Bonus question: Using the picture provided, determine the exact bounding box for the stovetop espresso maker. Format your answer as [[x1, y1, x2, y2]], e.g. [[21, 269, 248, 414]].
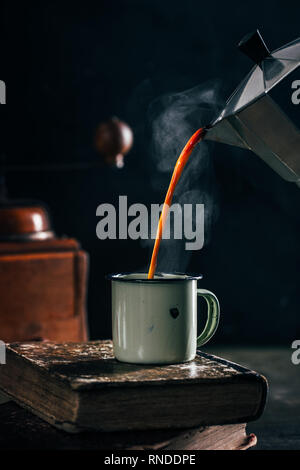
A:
[[205, 30, 300, 186]]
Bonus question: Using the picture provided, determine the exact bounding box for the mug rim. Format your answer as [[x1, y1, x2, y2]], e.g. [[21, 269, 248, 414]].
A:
[[106, 272, 203, 283]]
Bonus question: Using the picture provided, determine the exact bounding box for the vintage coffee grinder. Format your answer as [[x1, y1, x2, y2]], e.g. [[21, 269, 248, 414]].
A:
[[205, 30, 300, 186], [0, 117, 133, 342]]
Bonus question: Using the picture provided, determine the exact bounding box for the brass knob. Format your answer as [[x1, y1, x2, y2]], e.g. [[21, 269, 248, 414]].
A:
[[0, 202, 54, 241], [94, 117, 134, 168]]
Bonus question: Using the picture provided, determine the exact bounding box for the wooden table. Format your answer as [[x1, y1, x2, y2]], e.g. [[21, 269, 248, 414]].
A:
[[0, 347, 299, 450], [206, 346, 300, 450]]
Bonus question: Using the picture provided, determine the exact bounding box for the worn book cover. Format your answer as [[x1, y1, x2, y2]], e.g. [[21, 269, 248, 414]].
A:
[[0, 340, 268, 433], [0, 401, 257, 450]]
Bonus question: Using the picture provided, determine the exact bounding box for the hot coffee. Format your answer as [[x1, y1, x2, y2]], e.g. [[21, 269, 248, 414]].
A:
[[148, 127, 206, 278]]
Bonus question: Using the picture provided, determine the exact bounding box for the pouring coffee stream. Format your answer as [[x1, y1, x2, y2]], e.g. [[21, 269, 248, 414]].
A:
[[148, 29, 300, 278], [148, 127, 206, 279]]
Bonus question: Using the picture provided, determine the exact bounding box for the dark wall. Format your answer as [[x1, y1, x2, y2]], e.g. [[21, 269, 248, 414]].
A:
[[1, 0, 300, 343]]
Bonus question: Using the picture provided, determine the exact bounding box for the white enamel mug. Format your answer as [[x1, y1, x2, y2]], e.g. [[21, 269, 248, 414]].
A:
[[107, 273, 220, 364]]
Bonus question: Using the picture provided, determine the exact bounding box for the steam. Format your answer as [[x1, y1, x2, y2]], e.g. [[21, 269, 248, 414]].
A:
[[144, 81, 221, 274]]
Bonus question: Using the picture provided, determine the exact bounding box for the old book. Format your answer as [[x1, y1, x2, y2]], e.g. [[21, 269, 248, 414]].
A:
[[0, 391, 10, 405], [0, 402, 256, 450], [0, 341, 268, 433]]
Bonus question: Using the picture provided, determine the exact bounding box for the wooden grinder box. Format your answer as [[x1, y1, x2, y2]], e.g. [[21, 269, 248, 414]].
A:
[[0, 238, 88, 342]]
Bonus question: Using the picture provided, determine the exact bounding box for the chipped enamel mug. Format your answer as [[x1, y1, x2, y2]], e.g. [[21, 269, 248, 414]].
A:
[[106, 273, 220, 364]]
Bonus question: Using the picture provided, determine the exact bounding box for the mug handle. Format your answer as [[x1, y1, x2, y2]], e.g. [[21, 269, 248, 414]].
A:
[[196, 289, 220, 347]]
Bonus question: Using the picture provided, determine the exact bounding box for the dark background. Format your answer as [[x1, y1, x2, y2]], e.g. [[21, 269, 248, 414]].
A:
[[1, 0, 300, 344]]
